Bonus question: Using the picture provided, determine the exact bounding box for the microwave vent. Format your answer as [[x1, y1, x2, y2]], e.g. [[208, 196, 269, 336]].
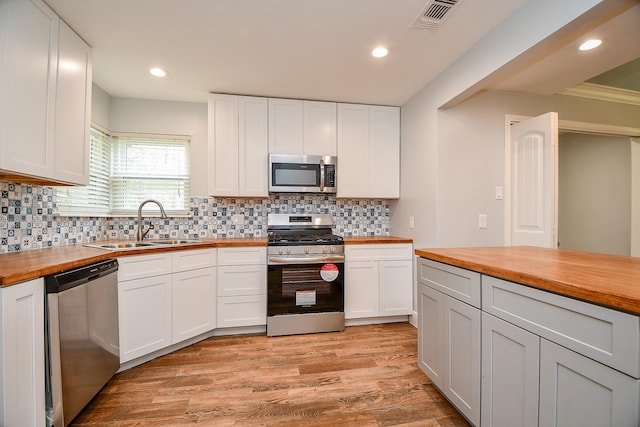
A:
[[411, 0, 462, 30]]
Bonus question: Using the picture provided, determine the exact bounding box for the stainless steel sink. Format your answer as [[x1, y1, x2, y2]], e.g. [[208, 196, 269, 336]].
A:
[[148, 239, 203, 245], [86, 242, 157, 250], [85, 239, 203, 250]]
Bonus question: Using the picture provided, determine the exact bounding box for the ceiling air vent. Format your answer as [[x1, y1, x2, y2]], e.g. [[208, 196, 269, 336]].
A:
[[411, 0, 463, 30]]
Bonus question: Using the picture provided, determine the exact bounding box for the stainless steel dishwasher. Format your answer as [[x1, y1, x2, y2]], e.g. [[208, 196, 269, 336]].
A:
[[44, 259, 120, 427]]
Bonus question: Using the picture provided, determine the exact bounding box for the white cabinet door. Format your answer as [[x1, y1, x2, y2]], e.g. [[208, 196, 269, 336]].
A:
[[378, 260, 412, 316], [344, 260, 378, 319], [218, 295, 267, 328], [0, 278, 45, 427], [0, 0, 57, 179], [418, 283, 444, 390], [539, 338, 640, 427], [238, 96, 268, 196], [53, 21, 92, 185], [208, 94, 239, 196], [337, 103, 369, 198], [303, 101, 337, 156], [337, 103, 400, 198], [444, 294, 481, 426], [369, 106, 400, 198], [268, 98, 303, 154], [118, 275, 172, 363], [172, 267, 216, 343], [482, 312, 539, 427]]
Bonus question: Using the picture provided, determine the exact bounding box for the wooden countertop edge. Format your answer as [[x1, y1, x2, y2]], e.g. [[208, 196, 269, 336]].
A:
[[0, 236, 412, 287], [415, 248, 640, 315], [343, 236, 413, 244]]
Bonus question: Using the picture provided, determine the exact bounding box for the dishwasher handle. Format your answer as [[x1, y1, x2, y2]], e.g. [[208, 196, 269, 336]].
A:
[[45, 259, 119, 294]]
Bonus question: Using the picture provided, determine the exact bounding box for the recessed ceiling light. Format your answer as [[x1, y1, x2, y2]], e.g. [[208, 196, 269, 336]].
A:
[[149, 67, 167, 77], [372, 47, 389, 58], [579, 39, 602, 51]]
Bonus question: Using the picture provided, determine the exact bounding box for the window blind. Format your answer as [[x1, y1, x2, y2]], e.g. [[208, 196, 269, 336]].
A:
[[110, 134, 190, 216], [56, 127, 111, 216]]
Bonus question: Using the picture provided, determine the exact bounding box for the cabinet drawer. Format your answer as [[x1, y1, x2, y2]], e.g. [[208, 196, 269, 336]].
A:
[[345, 244, 412, 261], [218, 265, 267, 296], [217, 295, 267, 328], [417, 258, 481, 308], [483, 275, 640, 378], [172, 249, 217, 272], [117, 253, 172, 282], [217, 246, 266, 265]]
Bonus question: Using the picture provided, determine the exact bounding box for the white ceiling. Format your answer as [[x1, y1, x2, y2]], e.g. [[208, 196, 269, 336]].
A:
[[45, 0, 528, 106], [44, 0, 640, 106]]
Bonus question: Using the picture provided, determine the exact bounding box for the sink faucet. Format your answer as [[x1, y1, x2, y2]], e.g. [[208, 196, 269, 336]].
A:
[[136, 199, 168, 241]]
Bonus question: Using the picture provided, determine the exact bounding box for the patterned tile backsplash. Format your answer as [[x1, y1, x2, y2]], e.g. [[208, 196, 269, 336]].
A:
[[0, 182, 390, 253]]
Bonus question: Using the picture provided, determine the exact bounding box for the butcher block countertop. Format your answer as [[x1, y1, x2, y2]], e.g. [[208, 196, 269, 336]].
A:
[[0, 238, 267, 287], [415, 246, 640, 315], [0, 235, 412, 288]]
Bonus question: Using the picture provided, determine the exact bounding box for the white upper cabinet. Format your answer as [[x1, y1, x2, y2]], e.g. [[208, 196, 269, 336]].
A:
[[337, 103, 400, 199], [53, 21, 92, 185], [208, 94, 268, 197], [0, 0, 91, 185], [268, 98, 337, 156]]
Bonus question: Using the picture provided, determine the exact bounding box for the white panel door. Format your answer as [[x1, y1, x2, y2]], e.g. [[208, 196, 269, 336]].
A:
[[509, 112, 558, 248], [378, 260, 412, 316], [444, 295, 481, 426], [268, 98, 303, 154], [418, 283, 444, 390], [539, 338, 640, 427], [208, 94, 239, 196], [238, 96, 268, 196], [482, 312, 539, 427], [337, 103, 369, 198], [172, 267, 216, 343], [303, 101, 337, 156], [344, 260, 378, 319], [369, 106, 400, 198], [53, 21, 92, 185], [0, 0, 58, 178]]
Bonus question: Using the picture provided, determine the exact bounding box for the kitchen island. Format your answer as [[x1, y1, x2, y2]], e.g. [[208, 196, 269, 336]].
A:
[[415, 246, 640, 427]]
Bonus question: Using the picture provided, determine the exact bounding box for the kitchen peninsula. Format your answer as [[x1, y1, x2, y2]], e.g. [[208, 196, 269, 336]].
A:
[[416, 246, 640, 427]]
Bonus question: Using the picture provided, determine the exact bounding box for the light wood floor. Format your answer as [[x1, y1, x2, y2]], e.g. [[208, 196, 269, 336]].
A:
[[73, 322, 469, 426]]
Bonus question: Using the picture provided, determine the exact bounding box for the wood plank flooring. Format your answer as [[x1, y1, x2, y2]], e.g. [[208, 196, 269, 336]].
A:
[[72, 322, 470, 426]]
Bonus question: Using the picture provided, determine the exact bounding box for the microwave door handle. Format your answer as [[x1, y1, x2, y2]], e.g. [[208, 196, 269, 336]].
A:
[[320, 159, 325, 192]]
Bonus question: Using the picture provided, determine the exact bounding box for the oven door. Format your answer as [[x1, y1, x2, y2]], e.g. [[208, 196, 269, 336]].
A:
[[267, 261, 344, 316]]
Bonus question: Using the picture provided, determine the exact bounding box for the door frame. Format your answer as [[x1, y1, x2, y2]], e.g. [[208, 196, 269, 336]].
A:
[[504, 115, 640, 251]]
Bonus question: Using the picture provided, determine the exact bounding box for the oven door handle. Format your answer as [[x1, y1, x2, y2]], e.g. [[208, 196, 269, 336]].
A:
[[268, 255, 345, 265]]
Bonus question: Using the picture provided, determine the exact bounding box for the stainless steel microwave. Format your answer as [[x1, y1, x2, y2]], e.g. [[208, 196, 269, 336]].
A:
[[269, 154, 337, 193]]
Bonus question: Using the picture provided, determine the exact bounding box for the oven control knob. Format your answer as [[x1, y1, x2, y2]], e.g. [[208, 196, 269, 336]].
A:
[[278, 248, 283, 255], [304, 247, 310, 254], [286, 248, 291, 255], [330, 246, 335, 253], [322, 247, 329, 254]]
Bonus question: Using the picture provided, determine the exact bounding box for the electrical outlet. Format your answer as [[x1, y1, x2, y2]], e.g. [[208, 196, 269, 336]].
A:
[[478, 214, 487, 229], [409, 216, 415, 229], [232, 214, 245, 225]]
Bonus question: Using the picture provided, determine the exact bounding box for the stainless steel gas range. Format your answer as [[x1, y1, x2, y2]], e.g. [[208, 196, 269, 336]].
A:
[[266, 213, 345, 336]]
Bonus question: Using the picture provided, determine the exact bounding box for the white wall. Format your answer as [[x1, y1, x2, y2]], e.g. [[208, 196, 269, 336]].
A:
[[392, 0, 633, 250], [559, 133, 631, 256], [90, 83, 111, 129], [109, 97, 209, 196]]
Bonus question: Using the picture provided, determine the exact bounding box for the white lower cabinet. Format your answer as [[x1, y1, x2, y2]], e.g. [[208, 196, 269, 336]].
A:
[[481, 312, 539, 427], [0, 278, 45, 427], [118, 249, 217, 363], [419, 257, 640, 427], [118, 274, 173, 363], [345, 244, 412, 320], [216, 246, 267, 328], [539, 338, 640, 427], [417, 280, 481, 426]]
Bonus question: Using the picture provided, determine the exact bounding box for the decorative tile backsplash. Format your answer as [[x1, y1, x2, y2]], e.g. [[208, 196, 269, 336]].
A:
[[0, 182, 389, 253]]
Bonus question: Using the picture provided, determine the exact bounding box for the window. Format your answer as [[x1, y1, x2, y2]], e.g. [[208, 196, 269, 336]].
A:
[[56, 126, 111, 216], [110, 134, 190, 216], [56, 128, 190, 217]]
